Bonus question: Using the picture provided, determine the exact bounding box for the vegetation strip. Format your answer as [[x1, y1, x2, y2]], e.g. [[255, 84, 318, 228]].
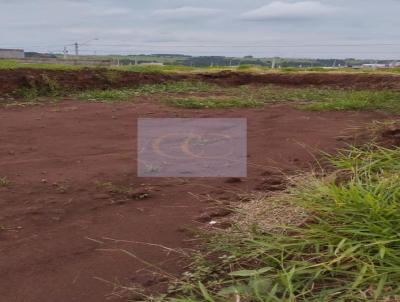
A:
[[3, 76, 400, 113], [163, 97, 264, 109], [256, 86, 400, 112], [156, 145, 400, 302], [76, 81, 218, 101], [2, 59, 400, 74]]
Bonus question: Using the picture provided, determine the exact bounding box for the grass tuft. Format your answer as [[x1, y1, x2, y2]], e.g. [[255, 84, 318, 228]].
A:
[[0, 177, 11, 187], [162, 145, 400, 301]]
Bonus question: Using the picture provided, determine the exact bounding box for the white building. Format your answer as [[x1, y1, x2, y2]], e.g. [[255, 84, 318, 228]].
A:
[[139, 62, 164, 66], [361, 63, 387, 69]]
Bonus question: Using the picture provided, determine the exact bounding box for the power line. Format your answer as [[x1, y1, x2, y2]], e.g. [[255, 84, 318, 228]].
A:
[[3, 42, 400, 49], [90, 43, 400, 48], [75, 49, 400, 54]]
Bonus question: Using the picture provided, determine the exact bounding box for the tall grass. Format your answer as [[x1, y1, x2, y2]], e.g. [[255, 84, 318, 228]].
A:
[[164, 145, 400, 302]]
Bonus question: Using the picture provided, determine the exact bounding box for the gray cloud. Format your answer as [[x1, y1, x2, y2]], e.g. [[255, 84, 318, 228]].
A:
[[0, 0, 399, 59], [241, 1, 340, 21], [86, 7, 132, 16], [152, 6, 221, 19]]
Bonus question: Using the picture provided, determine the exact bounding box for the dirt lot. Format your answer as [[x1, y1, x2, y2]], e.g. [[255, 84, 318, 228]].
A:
[[0, 89, 392, 302]]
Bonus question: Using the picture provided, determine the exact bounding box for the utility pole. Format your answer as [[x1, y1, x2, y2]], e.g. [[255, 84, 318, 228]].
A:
[[271, 57, 276, 69], [74, 42, 79, 56], [63, 46, 68, 59], [72, 38, 98, 57]]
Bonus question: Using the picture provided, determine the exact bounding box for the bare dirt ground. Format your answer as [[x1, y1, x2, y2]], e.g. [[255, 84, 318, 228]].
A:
[[0, 94, 392, 302]]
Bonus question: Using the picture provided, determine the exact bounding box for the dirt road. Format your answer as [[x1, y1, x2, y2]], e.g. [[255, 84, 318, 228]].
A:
[[0, 99, 389, 301]]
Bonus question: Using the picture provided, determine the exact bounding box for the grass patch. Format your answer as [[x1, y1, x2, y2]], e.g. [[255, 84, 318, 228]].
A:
[[0, 59, 86, 70], [77, 81, 218, 102], [301, 90, 400, 112], [163, 97, 264, 109], [254, 86, 400, 112], [114, 64, 195, 73], [135, 81, 217, 94], [2, 59, 400, 74], [77, 89, 135, 102], [160, 145, 400, 302], [3, 79, 218, 104]]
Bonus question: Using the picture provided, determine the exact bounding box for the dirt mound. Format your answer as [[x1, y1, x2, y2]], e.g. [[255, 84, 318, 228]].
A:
[[380, 124, 400, 147], [1, 69, 400, 96], [0, 68, 185, 95], [344, 120, 400, 148], [195, 71, 400, 90]]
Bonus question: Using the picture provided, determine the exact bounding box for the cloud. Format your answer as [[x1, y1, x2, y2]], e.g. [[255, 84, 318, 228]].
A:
[[241, 1, 340, 21], [86, 7, 131, 16], [152, 6, 221, 19]]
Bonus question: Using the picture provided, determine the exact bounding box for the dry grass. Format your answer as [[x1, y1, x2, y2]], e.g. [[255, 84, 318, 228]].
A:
[[231, 193, 307, 234], [0, 176, 11, 187]]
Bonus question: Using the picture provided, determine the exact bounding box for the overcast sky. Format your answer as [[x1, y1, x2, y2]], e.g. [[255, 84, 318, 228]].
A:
[[1, 0, 399, 59]]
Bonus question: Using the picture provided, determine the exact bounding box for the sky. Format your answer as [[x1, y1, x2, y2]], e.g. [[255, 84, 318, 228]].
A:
[[1, 0, 400, 59]]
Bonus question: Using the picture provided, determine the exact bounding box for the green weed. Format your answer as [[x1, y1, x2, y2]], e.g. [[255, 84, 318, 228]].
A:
[[163, 97, 264, 108], [12, 73, 63, 100], [13, 87, 39, 100], [77, 89, 136, 102], [163, 145, 400, 301], [133, 81, 217, 94]]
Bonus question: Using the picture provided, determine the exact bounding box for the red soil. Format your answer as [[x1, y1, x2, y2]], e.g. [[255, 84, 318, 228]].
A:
[[0, 98, 391, 302]]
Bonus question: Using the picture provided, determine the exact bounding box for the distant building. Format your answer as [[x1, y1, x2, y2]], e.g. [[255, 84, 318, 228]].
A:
[[361, 63, 387, 69], [138, 62, 164, 66], [0, 48, 25, 59]]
